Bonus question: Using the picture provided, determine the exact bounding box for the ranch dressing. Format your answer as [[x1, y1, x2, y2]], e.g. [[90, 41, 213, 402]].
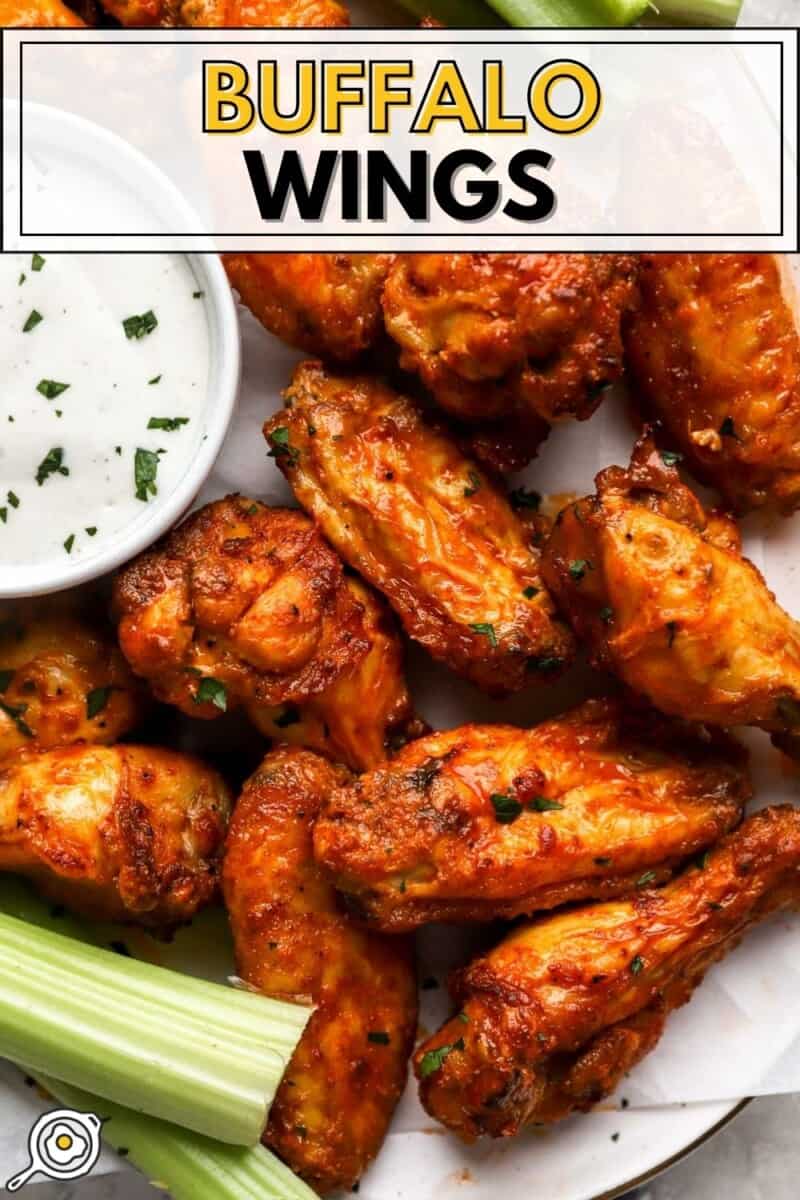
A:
[[0, 252, 209, 571]]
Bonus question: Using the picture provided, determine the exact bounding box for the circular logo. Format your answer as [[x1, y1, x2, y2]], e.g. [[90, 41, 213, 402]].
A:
[[5, 1109, 103, 1191]]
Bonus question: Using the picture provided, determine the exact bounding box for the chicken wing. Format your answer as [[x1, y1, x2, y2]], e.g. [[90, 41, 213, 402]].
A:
[[415, 805, 800, 1140], [223, 747, 417, 1195], [246, 577, 424, 771], [224, 254, 393, 361], [624, 254, 800, 514], [0, 0, 83, 22], [0, 601, 146, 761], [112, 496, 371, 719], [542, 432, 800, 733], [314, 698, 749, 931], [267, 361, 575, 696], [0, 743, 230, 926], [3, 0, 346, 26]]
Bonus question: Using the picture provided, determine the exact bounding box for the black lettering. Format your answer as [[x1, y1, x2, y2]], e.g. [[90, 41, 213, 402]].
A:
[[242, 149, 338, 221], [433, 150, 498, 222], [503, 150, 556, 222], [366, 150, 428, 220]]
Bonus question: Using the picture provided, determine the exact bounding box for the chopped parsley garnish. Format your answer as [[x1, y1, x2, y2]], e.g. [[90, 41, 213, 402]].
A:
[[35, 447, 69, 486], [123, 310, 158, 340], [63, 534, 75, 553], [463, 470, 481, 497], [192, 290, 204, 299], [630, 955, 644, 975], [697, 850, 711, 870], [23, 310, 43, 333], [660, 450, 683, 467], [509, 487, 541, 511], [719, 416, 739, 439], [134, 448, 160, 502], [36, 380, 70, 400], [0, 699, 33, 737], [194, 677, 228, 712], [85, 526, 97, 536], [522, 586, 539, 599], [148, 375, 162, 385], [7, 492, 19, 509], [527, 655, 564, 673], [0, 509, 6, 524], [274, 704, 301, 728], [470, 622, 498, 648], [267, 426, 300, 467], [0, 670, 14, 692], [490, 793, 523, 824], [18, 273, 25, 286], [367, 1031, 390, 1045], [569, 559, 592, 581], [418, 1039, 465, 1079], [528, 796, 565, 813], [31, 252, 45, 272], [147, 417, 189, 432], [636, 870, 657, 888], [86, 686, 113, 719]]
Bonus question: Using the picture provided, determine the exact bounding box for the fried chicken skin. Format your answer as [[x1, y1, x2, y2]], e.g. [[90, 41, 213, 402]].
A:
[[112, 496, 371, 719], [314, 698, 749, 932], [542, 433, 800, 734], [382, 253, 638, 434], [224, 254, 393, 361], [247, 578, 424, 771], [0, 744, 230, 926], [625, 254, 800, 514], [87, 0, 347, 25], [416, 805, 800, 1140], [0, 0, 83, 22], [268, 362, 575, 696], [223, 747, 417, 1194], [0, 602, 146, 761]]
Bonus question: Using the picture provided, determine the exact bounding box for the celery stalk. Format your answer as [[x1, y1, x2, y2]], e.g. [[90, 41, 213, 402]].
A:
[[0, 885, 310, 1147], [642, 0, 743, 23], [28, 1073, 319, 1200], [392, 0, 503, 24], [484, 0, 648, 26]]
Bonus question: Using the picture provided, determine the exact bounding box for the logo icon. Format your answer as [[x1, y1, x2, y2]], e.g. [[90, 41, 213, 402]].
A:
[[5, 1108, 103, 1191]]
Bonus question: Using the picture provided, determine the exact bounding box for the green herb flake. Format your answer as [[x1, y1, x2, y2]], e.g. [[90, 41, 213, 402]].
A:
[[194, 677, 228, 712], [123, 310, 158, 340], [418, 1038, 465, 1079], [490, 793, 523, 824], [367, 1031, 390, 1045], [457, 1012, 469, 1024], [36, 380, 70, 401], [86, 686, 113, 719], [23, 310, 43, 333], [528, 796, 565, 813], [267, 426, 300, 467], [85, 526, 98, 537], [35, 447, 69, 486], [569, 559, 592, 582], [0, 509, 6, 525], [470, 622, 498, 648], [31, 252, 45, 272], [18, 273, 26, 286], [192, 290, 204, 299], [463, 470, 482, 498], [0, 699, 33, 738], [134, 448, 160, 502], [630, 955, 644, 975], [636, 870, 657, 888], [63, 534, 75, 554], [522, 586, 539, 599], [7, 492, 19, 509], [148, 375, 162, 385], [147, 417, 189, 432], [0, 670, 14, 692], [527, 656, 564, 673], [509, 487, 541, 511], [660, 450, 683, 468], [697, 850, 710, 870]]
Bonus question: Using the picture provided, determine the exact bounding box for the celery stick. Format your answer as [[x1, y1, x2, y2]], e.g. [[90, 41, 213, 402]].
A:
[[642, 0, 742, 23], [485, 0, 648, 26], [392, 0, 503, 24], [0, 886, 310, 1147], [28, 1073, 319, 1200]]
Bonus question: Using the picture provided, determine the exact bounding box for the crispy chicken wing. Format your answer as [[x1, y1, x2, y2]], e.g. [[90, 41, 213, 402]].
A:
[[112, 496, 371, 719], [0, 601, 146, 761], [0, 0, 83, 22], [223, 747, 417, 1194], [314, 698, 749, 931], [542, 433, 800, 734], [247, 577, 424, 771], [415, 805, 800, 1140], [224, 254, 393, 361], [624, 254, 800, 514], [382, 252, 638, 430], [267, 361, 575, 696], [3, 0, 346, 26], [0, 744, 230, 926]]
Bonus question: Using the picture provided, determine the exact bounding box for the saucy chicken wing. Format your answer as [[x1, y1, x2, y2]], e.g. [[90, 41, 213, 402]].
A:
[[542, 433, 800, 734], [112, 496, 371, 719], [0, 601, 146, 761], [624, 254, 800, 514], [223, 747, 417, 1195], [3, 0, 346, 26], [0, 0, 83, 22], [0, 743, 230, 926], [267, 361, 575, 696], [416, 805, 800, 1140], [314, 698, 749, 931], [247, 577, 424, 771], [224, 254, 393, 361]]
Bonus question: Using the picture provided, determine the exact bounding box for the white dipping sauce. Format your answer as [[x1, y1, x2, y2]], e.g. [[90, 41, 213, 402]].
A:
[[0, 253, 209, 570]]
